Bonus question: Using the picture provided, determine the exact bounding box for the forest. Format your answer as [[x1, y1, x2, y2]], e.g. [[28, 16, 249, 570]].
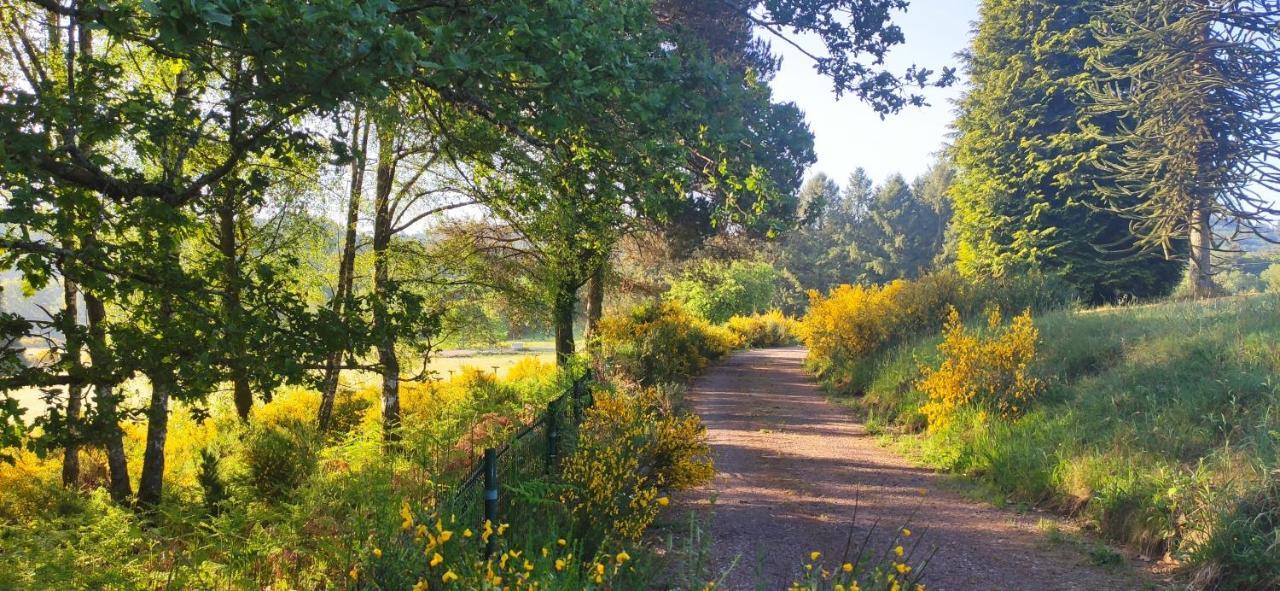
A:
[[1, 0, 1278, 590]]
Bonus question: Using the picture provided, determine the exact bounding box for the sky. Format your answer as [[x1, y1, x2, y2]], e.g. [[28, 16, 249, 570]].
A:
[[766, 0, 980, 189]]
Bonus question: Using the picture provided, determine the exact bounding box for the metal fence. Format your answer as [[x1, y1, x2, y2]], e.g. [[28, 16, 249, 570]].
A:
[[447, 370, 594, 556]]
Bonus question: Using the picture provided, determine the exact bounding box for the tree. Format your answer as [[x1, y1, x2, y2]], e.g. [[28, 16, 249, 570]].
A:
[[950, 0, 1186, 303], [666, 259, 780, 323], [1090, 0, 1280, 298], [0, 0, 419, 506], [912, 155, 957, 268]]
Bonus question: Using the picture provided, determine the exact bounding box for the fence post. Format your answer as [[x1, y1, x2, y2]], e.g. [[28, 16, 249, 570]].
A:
[[571, 378, 583, 425], [545, 398, 560, 474], [483, 447, 498, 559]]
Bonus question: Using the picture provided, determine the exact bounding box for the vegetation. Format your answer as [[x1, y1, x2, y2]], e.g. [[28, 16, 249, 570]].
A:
[[2, 0, 1279, 587], [810, 293, 1280, 589], [950, 0, 1186, 303]]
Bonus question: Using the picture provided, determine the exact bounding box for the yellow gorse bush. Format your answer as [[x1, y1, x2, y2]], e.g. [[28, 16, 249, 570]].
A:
[[560, 385, 713, 544], [595, 302, 738, 384], [725, 309, 801, 347], [918, 307, 1043, 432]]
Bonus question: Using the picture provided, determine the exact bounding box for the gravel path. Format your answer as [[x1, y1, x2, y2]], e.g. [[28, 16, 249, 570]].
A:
[[678, 347, 1165, 591]]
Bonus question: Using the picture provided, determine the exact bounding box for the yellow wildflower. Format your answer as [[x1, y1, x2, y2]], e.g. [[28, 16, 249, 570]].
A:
[[616, 550, 630, 563], [463, 528, 473, 538], [412, 581, 427, 591], [657, 496, 669, 506], [442, 570, 458, 583], [842, 562, 853, 573], [400, 500, 413, 530], [902, 528, 912, 537], [438, 530, 453, 543], [372, 547, 382, 558], [557, 538, 567, 547], [349, 565, 359, 580], [430, 553, 444, 567], [555, 559, 566, 572], [893, 545, 904, 557], [810, 551, 821, 561]]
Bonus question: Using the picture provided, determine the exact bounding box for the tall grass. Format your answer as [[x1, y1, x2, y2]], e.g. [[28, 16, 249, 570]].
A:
[[838, 294, 1280, 589]]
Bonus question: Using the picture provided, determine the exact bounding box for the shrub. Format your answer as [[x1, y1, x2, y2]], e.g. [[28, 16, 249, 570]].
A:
[[725, 309, 800, 347], [666, 259, 780, 323], [561, 383, 713, 547], [918, 307, 1043, 432], [240, 419, 319, 502], [197, 448, 228, 515], [595, 302, 738, 384], [801, 271, 1069, 391]]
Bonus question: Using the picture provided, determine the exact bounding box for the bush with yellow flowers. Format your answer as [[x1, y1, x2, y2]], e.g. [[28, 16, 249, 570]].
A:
[[725, 309, 802, 348], [594, 302, 739, 385], [917, 307, 1043, 433], [801, 271, 1069, 395], [788, 526, 930, 591], [560, 383, 713, 549]]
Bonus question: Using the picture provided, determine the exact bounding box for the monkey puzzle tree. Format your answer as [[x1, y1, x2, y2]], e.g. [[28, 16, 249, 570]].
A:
[[1090, 0, 1280, 298]]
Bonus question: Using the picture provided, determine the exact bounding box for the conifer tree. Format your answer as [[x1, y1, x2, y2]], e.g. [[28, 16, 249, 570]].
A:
[[950, 0, 1185, 303], [1090, 0, 1280, 298]]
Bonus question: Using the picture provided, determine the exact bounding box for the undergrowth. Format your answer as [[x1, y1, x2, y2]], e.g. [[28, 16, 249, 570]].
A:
[[811, 293, 1280, 589]]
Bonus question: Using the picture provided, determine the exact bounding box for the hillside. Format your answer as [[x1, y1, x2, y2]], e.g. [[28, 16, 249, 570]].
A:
[[840, 294, 1280, 588]]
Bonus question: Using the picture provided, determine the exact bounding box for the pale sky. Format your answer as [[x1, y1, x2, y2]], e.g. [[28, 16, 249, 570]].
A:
[[766, 0, 980, 188]]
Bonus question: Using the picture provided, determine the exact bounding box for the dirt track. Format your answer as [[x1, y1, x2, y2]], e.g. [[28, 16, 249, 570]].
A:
[[677, 347, 1165, 591]]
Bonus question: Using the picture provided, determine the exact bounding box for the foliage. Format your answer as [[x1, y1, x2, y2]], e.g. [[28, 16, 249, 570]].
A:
[[1188, 472, 1280, 591], [666, 259, 781, 323], [949, 0, 1186, 304], [196, 448, 228, 516], [773, 163, 952, 299], [561, 384, 713, 548], [918, 307, 1044, 432], [802, 271, 1072, 394], [595, 302, 739, 385], [240, 419, 320, 503], [839, 294, 1280, 583], [1089, 0, 1280, 297], [725, 310, 801, 348]]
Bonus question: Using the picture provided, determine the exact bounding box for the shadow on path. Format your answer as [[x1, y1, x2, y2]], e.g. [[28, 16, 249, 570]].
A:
[[676, 347, 1163, 591]]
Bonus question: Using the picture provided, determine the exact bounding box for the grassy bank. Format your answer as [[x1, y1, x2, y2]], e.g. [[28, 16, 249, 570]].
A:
[[821, 294, 1280, 589]]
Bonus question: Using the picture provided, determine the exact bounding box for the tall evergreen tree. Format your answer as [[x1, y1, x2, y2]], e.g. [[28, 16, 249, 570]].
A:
[[1090, 0, 1280, 298], [950, 0, 1185, 303]]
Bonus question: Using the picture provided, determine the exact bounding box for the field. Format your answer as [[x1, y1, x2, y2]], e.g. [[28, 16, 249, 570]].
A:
[[6, 343, 555, 420], [837, 294, 1280, 587]]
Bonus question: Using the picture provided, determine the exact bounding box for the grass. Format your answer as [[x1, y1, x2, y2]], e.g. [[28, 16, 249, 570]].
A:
[[827, 293, 1280, 589]]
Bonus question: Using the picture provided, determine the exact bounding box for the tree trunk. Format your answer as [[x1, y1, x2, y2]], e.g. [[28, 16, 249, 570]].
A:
[[553, 281, 577, 366], [84, 292, 131, 502], [136, 367, 171, 508], [137, 276, 176, 508], [372, 121, 400, 445], [217, 186, 253, 421], [583, 262, 605, 351], [318, 111, 368, 431], [1187, 203, 1216, 298], [60, 261, 83, 488]]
